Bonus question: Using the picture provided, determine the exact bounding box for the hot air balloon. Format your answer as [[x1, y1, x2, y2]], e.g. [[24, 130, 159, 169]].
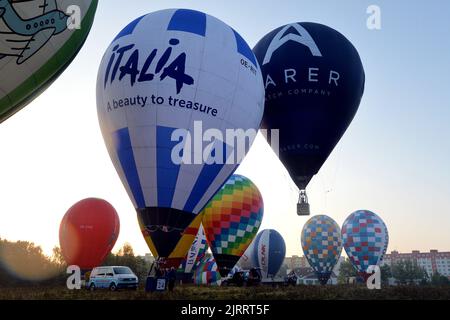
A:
[[96, 9, 264, 267], [59, 198, 120, 270], [0, 0, 98, 122], [252, 229, 286, 279], [342, 210, 389, 281], [178, 223, 208, 274], [202, 174, 264, 277], [193, 256, 221, 286], [237, 239, 256, 270], [253, 23, 365, 215], [301, 215, 342, 285]]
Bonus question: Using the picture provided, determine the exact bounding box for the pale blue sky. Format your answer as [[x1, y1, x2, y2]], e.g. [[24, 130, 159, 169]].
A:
[[0, 0, 449, 258]]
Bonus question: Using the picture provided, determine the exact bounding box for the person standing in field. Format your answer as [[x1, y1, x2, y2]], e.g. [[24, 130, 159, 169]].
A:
[[168, 267, 177, 292]]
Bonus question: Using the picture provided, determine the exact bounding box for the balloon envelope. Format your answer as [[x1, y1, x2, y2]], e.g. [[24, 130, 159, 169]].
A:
[[193, 256, 221, 286], [252, 229, 286, 279], [253, 22, 365, 189], [178, 224, 208, 274], [59, 198, 120, 270], [96, 9, 264, 267], [202, 174, 264, 277], [342, 210, 389, 280], [301, 215, 342, 285], [237, 239, 256, 270], [0, 0, 98, 122]]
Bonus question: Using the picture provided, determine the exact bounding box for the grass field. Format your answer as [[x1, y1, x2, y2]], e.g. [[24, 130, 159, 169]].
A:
[[1, 285, 450, 300]]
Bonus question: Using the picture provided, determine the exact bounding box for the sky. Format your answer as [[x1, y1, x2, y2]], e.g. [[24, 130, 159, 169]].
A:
[[0, 0, 449, 259]]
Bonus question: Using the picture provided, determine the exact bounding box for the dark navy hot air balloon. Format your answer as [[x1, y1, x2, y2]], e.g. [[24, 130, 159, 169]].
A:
[[253, 23, 365, 215]]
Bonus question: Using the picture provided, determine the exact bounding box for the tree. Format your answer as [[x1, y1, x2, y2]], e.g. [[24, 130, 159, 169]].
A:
[[431, 272, 450, 286], [0, 239, 65, 286], [380, 264, 392, 285], [391, 260, 428, 285], [51, 246, 66, 267], [337, 259, 358, 284]]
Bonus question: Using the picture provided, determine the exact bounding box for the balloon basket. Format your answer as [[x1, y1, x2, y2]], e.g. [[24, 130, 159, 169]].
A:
[[297, 190, 310, 216]]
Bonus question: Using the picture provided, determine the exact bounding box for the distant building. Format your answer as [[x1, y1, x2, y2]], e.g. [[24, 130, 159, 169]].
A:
[[284, 255, 309, 270], [382, 250, 450, 277]]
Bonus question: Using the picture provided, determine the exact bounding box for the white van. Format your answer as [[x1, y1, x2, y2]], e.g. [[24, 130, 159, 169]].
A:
[[87, 266, 138, 291]]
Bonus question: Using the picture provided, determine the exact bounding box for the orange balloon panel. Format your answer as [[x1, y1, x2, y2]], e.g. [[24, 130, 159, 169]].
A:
[[59, 198, 120, 270]]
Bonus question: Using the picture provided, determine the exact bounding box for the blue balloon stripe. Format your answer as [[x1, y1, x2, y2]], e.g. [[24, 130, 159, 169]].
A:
[[113, 15, 146, 42], [232, 28, 257, 68], [183, 163, 226, 213], [167, 9, 206, 37], [156, 126, 182, 207], [113, 128, 146, 209], [183, 142, 235, 213]]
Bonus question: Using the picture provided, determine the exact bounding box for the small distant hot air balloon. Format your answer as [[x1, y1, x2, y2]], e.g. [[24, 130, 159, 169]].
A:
[[253, 22, 365, 215], [202, 174, 264, 277], [193, 256, 221, 286], [0, 0, 98, 122], [59, 198, 120, 270], [342, 210, 389, 281], [97, 9, 264, 267], [301, 215, 342, 285], [252, 229, 286, 279]]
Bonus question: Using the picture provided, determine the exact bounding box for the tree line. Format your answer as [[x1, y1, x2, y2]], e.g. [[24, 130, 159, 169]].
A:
[[0, 238, 152, 287], [337, 258, 450, 286], [2, 237, 450, 287]]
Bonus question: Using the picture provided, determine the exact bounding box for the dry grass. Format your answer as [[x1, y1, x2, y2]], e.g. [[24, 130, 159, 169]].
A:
[[1, 284, 450, 300]]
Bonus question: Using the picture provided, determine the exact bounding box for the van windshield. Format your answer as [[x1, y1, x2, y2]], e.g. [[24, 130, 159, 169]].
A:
[[113, 267, 132, 275]]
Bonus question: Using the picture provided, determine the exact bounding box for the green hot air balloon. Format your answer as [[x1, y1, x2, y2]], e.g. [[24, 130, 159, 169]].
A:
[[0, 0, 98, 122]]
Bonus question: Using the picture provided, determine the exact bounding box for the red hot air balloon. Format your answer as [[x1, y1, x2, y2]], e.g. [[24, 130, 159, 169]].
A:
[[59, 198, 120, 270]]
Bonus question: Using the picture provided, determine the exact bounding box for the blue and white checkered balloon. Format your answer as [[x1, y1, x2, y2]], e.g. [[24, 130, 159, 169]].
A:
[[301, 215, 343, 285]]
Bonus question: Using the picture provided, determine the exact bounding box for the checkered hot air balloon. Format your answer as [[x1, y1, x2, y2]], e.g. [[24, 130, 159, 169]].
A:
[[193, 256, 221, 286], [202, 174, 264, 277], [301, 215, 343, 285], [342, 210, 389, 281]]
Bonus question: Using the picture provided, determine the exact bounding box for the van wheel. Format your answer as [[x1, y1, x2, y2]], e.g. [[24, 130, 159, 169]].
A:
[[109, 283, 117, 291], [89, 283, 95, 291]]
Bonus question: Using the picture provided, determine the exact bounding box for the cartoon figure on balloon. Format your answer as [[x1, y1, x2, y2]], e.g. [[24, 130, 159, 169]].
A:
[[0, 0, 98, 123], [0, 0, 72, 64]]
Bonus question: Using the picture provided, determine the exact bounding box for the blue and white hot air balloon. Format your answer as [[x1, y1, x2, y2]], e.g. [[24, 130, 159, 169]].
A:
[[96, 9, 265, 267], [252, 229, 286, 279]]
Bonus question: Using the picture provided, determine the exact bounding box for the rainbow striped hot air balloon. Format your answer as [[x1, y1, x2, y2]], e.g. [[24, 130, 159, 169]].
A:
[[202, 174, 264, 277], [301, 215, 343, 285], [193, 256, 221, 286], [342, 210, 389, 281]]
